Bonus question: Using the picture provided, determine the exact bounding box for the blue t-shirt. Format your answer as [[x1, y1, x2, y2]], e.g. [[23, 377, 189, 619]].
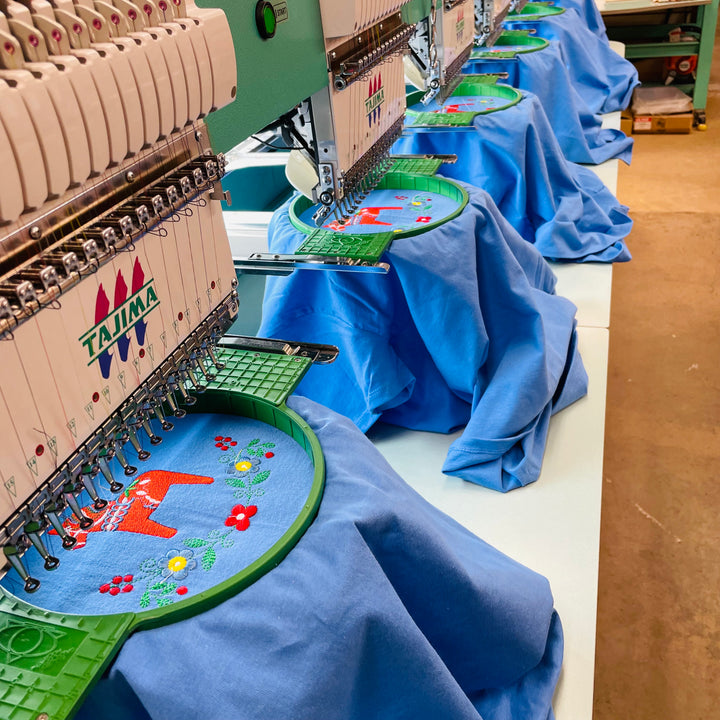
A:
[[396, 93, 632, 263], [464, 40, 633, 165], [77, 395, 564, 720], [259, 185, 589, 492], [504, 8, 639, 114]]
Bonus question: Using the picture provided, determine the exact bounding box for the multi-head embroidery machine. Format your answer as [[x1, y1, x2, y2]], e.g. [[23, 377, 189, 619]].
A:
[[474, 0, 529, 46], [0, 1, 480, 718]]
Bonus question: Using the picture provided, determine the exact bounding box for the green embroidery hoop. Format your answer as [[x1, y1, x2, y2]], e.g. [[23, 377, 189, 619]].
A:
[[405, 76, 523, 127], [288, 171, 469, 263], [470, 30, 550, 59], [506, 2, 566, 19], [0, 348, 325, 720]]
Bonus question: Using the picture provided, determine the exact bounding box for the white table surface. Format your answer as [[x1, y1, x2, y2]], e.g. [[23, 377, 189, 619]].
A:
[[367, 61, 625, 717], [369, 325, 609, 720]]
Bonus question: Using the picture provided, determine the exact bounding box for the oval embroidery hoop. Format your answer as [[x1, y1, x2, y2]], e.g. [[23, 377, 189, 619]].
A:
[[289, 171, 470, 241], [0, 351, 325, 717]]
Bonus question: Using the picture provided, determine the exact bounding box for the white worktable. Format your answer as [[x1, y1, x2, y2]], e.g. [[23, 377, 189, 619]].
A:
[[369, 69, 624, 719]]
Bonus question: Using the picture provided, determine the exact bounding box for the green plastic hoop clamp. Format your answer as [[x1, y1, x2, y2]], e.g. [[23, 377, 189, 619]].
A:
[[0, 348, 325, 720]]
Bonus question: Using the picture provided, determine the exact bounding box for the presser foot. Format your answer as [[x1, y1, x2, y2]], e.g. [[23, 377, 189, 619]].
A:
[[62, 536, 78, 550], [23, 577, 40, 594], [43, 555, 60, 571]]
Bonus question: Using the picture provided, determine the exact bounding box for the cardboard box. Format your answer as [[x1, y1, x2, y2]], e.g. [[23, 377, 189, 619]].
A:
[[621, 111, 632, 136], [632, 112, 693, 134]]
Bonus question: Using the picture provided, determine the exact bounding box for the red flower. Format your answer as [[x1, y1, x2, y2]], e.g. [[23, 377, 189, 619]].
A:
[[224, 504, 257, 531]]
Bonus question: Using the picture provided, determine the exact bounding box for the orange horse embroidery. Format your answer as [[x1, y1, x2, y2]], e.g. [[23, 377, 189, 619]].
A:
[[56, 471, 214, 549]]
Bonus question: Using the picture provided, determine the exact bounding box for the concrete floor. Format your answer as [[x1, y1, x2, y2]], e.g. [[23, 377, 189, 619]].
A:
[[592, 39, 720, 720]]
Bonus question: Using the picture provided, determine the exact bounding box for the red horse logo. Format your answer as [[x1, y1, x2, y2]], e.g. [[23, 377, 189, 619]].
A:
[[55, 471, 213, 549]]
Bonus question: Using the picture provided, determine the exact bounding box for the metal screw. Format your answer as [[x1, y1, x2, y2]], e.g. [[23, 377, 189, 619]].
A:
[[194, 130, 203, 142], [125, 171, 136, 183], [29, 226, 41, 239], [36, 714, 49, 720]]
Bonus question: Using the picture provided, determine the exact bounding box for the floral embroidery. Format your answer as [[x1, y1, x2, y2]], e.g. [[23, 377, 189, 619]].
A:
[[161, 549, 197, 581], [233, 456, 259, 474], [224, 504, 258, 531], [99, 574, 134, 596], [135, 528, 236, 609], [215, 435, 239, 451], [99, 432, 280, 608], [218, 438, 276, 501]]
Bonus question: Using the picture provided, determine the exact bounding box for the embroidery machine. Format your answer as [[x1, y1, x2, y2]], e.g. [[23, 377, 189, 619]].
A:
[[0, 1, 479, 717]]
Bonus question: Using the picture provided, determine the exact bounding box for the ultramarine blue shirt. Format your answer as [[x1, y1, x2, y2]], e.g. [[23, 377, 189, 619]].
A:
[[504, 7, 639, 113], [395, 93, 632, 263], [77, 395, 564, 720], [464, 41, 633, 165], [259, 185, 589, 492]]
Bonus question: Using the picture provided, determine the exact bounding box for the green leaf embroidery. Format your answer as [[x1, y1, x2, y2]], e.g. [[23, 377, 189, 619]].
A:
[[156, 597, 174, 607], [225, 477, 247, 488], [183, 538, 210, 548], [139, 591, 151, 609], [202, 547, 217, 571], [251, 470, 270, 485], [150, 581, 167, 591], [247, 439, 259, 448]]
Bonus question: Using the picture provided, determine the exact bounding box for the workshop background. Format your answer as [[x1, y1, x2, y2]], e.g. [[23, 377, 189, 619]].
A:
[[594, 25, 720, 720]]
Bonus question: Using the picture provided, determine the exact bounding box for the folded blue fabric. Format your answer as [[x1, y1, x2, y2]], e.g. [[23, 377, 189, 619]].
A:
[[259, 185, 588, 491], [77, 395, 564, 720], [395, 93, 632, 263], [464, 41, 633, 165], [504, 8, 639, 114], [551, 0, 608, 39]]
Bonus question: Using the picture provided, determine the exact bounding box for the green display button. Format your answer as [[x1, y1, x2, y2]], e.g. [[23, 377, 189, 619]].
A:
[[256, 1, 277, 39]]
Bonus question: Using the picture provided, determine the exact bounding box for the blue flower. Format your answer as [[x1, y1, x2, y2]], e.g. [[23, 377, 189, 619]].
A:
[[161, 549, 197, 580]]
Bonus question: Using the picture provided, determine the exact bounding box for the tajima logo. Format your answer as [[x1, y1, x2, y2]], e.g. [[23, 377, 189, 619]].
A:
[[79, 258, 159, 379], [365, 73, 385, 128]]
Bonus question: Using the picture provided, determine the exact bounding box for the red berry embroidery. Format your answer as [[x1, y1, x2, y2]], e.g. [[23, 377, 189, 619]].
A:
[[101, 574, 135, 596], [176, 586, 188, 595], [265, 452, 274, 458]]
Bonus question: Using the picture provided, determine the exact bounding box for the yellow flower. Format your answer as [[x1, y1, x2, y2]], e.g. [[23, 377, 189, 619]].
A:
[[167, 556, 187, 573], [235, 460, 253, 472]]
